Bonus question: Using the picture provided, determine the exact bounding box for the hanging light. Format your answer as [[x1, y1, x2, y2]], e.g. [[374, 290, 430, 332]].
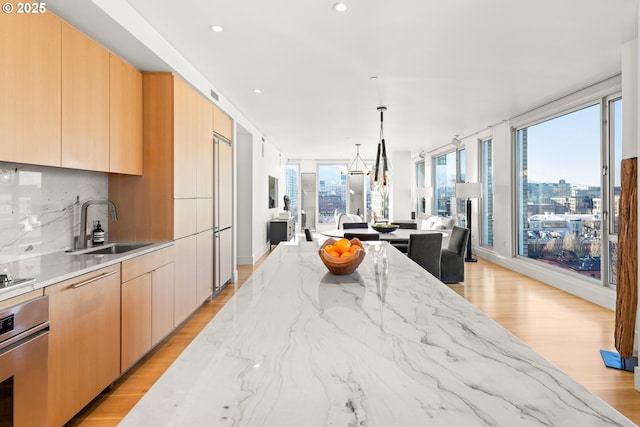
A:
[[338, 143, 370, 175], [370, 106, 391, 195]]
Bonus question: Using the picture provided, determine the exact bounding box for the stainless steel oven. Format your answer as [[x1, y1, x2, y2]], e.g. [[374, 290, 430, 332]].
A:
[[0, 296, 49, 427]]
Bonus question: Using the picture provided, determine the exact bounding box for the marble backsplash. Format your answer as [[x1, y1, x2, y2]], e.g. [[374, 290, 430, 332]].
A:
[[0, 162, 109, 263]]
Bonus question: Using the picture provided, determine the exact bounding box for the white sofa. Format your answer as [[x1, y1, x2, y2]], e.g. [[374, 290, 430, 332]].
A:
[[336, 213, 365, 229], [417, 214, 456, 230]]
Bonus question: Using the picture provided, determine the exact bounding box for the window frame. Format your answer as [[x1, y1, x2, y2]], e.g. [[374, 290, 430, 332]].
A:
[[480, 138, 493, 248], [512, 82, 622, 286]]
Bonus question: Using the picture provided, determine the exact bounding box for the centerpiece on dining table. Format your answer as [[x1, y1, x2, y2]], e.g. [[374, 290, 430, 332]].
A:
[[318, 237, 366, 275], [371, 223, 399, 233]]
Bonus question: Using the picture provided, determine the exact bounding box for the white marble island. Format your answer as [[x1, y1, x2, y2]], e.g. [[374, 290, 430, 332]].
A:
[[120, 241, 634, 426]]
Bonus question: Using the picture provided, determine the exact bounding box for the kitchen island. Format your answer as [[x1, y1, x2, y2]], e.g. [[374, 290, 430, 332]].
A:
[[120, 241, 634, 426]]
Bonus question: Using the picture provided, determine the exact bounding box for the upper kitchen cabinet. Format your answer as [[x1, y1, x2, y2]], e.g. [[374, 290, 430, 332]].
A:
[[61, 22, 110, 171], [173, 77, 198, 199], [110, 54, 143, 175], [109, 72, 212, 241], [0, 11, 61, 166], [213, 104, 233, 142], [196, 94, 214, 198]]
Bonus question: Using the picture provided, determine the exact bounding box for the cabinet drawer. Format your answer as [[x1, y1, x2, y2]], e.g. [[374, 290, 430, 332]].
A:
[[121, 245, 174, 283]]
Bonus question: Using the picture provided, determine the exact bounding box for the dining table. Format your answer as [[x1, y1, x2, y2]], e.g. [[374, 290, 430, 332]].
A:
[[119, 240, 634, 426], [322, 226, 448, 242]]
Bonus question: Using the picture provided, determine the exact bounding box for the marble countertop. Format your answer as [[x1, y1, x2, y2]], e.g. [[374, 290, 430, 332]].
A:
[[120, 241, 634, 427], [0, 241, 173, 301]]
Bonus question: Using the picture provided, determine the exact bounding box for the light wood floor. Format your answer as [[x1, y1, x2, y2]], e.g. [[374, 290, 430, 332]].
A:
[[67, 254, 640, 426]]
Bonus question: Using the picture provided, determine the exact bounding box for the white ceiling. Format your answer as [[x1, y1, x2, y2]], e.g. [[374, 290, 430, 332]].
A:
[[48, 0, 637, 161]]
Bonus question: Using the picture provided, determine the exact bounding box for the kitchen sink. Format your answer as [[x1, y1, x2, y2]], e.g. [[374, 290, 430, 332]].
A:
[[66, 242, 154, 255]]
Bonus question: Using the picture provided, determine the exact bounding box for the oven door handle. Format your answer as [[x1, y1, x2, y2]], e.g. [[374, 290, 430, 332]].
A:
[[0, 322, 49, 354]]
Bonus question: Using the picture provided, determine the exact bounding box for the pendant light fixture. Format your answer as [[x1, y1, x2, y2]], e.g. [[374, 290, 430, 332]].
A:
[[370, 106, 391, 195], [339, 143, 370, 175]]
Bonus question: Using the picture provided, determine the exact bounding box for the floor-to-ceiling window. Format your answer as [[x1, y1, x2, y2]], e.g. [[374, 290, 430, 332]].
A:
[[480, 139, 493, 247], [317, 165, 347, 224], [516, 103, 605, 281], [415, 159, 425, 213], [433, 151, 457, 217], [284, 164, 299, 223]]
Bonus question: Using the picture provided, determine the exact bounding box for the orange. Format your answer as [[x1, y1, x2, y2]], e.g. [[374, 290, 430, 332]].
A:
[[348, 245, 360, 254], [327, 250, 341, 258], [340, 251, 353, 258], [324, 245, 335, 253], [333, 238, 351, 254]]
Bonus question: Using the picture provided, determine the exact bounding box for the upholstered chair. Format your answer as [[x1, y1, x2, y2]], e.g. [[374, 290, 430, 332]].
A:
[[304, 228, 314, 241], [440, 226, 470, 283], [337, 213, 364, 229], [344, 232, 380, 241], [389, 222, 417, 253], [407, 233, 443, 278], [342, 222, 370, 229]]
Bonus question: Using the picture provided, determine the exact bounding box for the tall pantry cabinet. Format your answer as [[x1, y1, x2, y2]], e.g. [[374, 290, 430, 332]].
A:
[[213, 105, 234, 290], [109, 72, 233, 326]]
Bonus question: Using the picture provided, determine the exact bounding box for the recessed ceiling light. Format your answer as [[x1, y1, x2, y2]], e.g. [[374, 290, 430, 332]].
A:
[[369, 76, 379, 80], [210, 25, 223, 32], [333, 2, 347, 12], [253, 89, 262, 93]]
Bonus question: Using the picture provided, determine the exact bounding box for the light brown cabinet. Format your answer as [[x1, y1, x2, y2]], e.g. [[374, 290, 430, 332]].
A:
[[110, 53, 143, 175], [216, 227, 234, 291], [121, 246, 174, 372], [215, 137, 234, 231], [109, 72, 227, 325], [213, 104, 233, 142], [121, 273, 151, 370], [0, 11, 61, 166], [173, 235, 198, 326], [214, 135, 233, 290], [151, 262, 175, 345], [109, 73, 202, 242], [197, 229, 214, 302], [46, 265, 121, 427], [197, 94, 214, 198], [2, 12, 142, 174], [61, 22, 110, 171], [174, 77, 198, 199]]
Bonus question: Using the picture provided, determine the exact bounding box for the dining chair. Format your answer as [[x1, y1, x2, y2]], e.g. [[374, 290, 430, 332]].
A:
[[342, 222, 370, 229], [344, 232, 380, 241], [337, 213, 364, 229], [304, 228, 313, 242], [440, 226, 470, 283], [407, 233, 443, 278], [390, 240, 409, 253], [397, 222, 418, 229]]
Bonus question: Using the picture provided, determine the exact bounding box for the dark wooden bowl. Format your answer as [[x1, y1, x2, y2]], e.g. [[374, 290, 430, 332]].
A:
[[318, 237, 366, 275], [371, 223, 399, 233]]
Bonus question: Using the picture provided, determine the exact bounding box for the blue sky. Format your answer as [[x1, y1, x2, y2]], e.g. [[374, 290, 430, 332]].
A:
[[525, 104, 601, 187]]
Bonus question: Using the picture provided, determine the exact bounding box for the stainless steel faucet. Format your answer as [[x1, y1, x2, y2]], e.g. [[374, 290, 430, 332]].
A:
[[78, 200, 118, 249]]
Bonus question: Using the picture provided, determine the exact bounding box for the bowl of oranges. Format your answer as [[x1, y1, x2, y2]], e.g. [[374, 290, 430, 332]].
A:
[[318, 237, 366, 275]]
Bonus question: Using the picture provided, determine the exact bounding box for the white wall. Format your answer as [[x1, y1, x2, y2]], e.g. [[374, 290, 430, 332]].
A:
[[235, 133, 285, 264], [236, 125, 254, 266], [390, 151, 412, 221]]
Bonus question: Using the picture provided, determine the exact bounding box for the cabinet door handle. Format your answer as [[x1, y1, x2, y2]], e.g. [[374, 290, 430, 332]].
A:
[[71, 270, 118, 289]]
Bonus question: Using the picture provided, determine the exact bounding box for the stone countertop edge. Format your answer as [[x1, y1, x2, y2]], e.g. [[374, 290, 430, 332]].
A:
[[0, 241, 175, 302]]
